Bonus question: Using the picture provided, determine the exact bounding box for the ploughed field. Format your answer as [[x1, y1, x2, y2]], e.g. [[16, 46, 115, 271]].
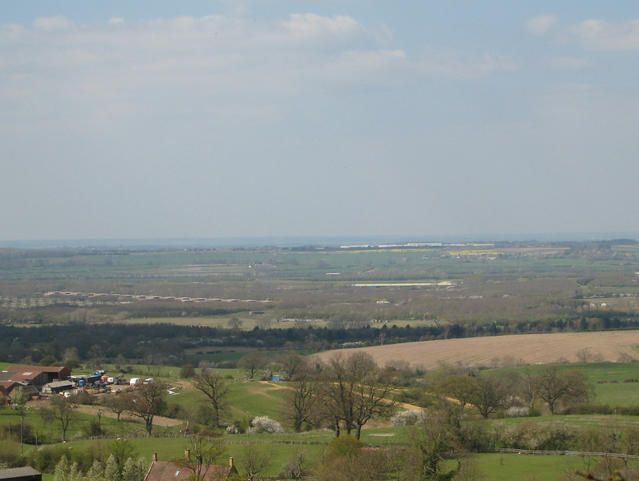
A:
[[315, 330, 639, 368]]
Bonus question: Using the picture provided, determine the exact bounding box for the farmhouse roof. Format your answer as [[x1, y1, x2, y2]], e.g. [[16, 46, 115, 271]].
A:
[[0, 467, 41, 480], [144, 460, 239, 481], [44, 381, 74, 389], [0, 380, 22, 393], [0, 366, 70, 383]]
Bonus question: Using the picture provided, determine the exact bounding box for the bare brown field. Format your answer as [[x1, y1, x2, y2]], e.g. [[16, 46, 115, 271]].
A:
[[315, 331, 639, 368]]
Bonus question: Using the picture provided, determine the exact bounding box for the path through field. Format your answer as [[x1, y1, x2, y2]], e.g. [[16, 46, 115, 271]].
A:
[[315, 330, 639, 368]]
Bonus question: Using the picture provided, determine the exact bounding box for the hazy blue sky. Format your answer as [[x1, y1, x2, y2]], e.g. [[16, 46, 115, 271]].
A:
[[1, 1, 638, 241]]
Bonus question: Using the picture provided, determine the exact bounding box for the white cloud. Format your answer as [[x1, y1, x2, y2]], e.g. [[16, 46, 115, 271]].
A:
[[282, 13, 362, 38], [0, 13, 516, 132], [108, 17, 125, 26], [526, 15, 558, 36], [572, 19, 639, 50], [33, 16, 74, 31]]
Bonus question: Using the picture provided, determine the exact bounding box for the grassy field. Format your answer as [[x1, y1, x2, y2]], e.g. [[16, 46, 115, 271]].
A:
[[0, 407, 165, 443], [488, 362, 639, 407], [48, 433, 609, 480]]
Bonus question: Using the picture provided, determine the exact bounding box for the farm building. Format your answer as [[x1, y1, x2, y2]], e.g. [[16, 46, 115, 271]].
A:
[[0, 380, 22, 396], [0, 366, 71, 391], [0, 467, 42, 481], [42, 380, 75, 395], [144, 456, 240, 481]]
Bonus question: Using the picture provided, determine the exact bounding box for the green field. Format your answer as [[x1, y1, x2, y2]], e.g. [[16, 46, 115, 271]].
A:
[[55, 434, 610, 480], [489, 362, 639, 408]]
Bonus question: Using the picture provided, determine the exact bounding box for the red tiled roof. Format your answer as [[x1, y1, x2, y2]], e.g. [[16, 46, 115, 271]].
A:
[[144, 462, 237, 481], [0, 366, 70, 383], [0, 381, 21, 393], [9, 366, 68, 375]]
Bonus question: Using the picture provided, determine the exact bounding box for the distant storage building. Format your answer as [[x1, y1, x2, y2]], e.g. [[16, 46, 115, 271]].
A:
[[0, 467, 42, 481], [0, 366, 71, 395]]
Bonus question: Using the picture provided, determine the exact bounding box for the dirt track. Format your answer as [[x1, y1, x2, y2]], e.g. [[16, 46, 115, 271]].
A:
[[315, 330, 639, 368]]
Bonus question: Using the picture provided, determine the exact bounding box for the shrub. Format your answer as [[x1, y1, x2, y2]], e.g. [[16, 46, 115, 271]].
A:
[[70, 391, 95, 405], [0, 440, 27, 468], [0, 423, 38, 444], [180, 365, 195, 378], [29, 445, 73, 472], [504, 406, 529, 417], [83, 419, 105, 437], [248, 416, 284, 434], [225, 421, 244, 434], [390, 410, 423, 427]]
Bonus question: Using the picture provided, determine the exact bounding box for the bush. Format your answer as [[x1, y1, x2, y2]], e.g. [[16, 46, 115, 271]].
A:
[[0, 440, 27, 468], [390, 410, 423, 427], [0, 423, 38, 444], [504, 406, 529, 417], [83, 419, 105, 437], [499, 422, 576, 451], [459, 422, 496, 452], [29, 445, 73, 472], [70, 391, 95, 405], [180, 364, 195, 378], [248, 416, 284, 434]]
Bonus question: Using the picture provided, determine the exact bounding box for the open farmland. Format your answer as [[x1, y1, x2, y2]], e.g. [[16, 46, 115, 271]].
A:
[[315, 330, 639, 368]]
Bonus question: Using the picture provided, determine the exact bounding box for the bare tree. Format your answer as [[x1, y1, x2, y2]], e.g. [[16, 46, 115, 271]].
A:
[[406, 408, 463, 481], [468, 376, 508, 419], [533, 366, 591, 415], [286, 368, 318, 432], [238, 352, 266, 379], [322, 353, 394, 439], [278, 352, 307, 381], [193, 368, 229, 427], [41, 395, 75, 442], [10, 387, 29, 451], [125, 383, 166, 435], [242, 442, 271, 481], [178, 436, 227, 481], [103, 394, 128, 422]]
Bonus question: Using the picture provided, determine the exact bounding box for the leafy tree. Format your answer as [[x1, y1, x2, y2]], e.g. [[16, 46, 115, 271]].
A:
[[54, 456, 70, 481], [104, 455, 120, 481], [121, 458, 148, 481], [86, 460, 105, 481], [110, 439, 138, 473], [193, 368, 229, 427]]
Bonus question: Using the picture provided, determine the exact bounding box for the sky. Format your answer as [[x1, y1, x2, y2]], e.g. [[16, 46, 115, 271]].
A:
[[1, 1, 638, 242]]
